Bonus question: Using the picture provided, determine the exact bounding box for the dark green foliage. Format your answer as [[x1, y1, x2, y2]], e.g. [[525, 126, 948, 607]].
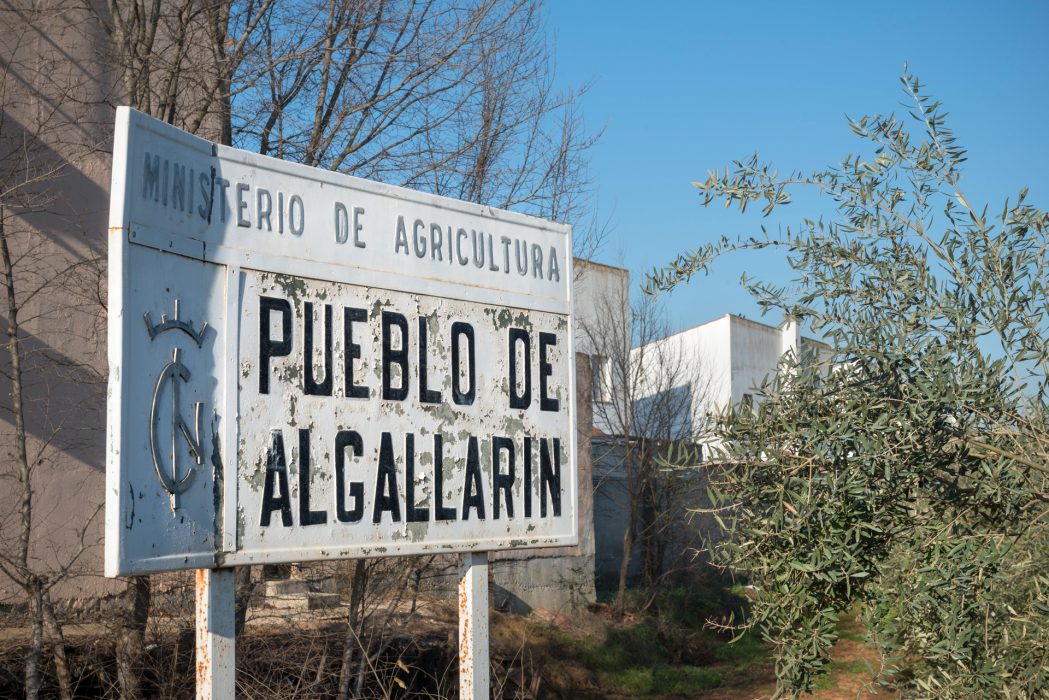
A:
[[650, 72, 1049, 698]]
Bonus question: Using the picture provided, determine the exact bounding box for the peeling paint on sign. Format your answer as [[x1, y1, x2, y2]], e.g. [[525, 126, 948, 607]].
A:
[[105, 108, 576, 576]]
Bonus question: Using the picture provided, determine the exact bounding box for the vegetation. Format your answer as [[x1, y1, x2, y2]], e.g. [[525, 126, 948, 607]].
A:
[[648, 71, 1049, 697], [0, 583, 773, 699]]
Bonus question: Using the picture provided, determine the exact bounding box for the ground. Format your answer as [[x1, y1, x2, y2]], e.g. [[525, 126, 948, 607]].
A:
[[513, 596, 897, 700], [0, 586, 899, 698]]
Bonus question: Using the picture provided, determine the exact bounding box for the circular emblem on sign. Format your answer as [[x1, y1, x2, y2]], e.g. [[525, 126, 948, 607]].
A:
[[143, 300, 208, 511]]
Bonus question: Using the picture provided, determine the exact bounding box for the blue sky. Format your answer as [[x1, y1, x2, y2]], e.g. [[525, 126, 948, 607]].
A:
[[547, 1, 1049, 335]]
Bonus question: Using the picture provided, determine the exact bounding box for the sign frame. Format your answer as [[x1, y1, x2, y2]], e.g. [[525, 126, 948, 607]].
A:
[[105, 107, 578, 577]]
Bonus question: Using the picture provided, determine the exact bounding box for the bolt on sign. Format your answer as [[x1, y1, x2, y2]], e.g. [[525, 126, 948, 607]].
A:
[[105, 108, 576, 576]]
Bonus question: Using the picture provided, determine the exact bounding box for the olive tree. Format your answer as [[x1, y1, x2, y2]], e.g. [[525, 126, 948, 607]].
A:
[[648, 72, 1049, 698]]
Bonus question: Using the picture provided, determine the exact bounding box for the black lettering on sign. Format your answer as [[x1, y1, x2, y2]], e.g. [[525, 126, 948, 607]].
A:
[[540, 437, 562, 517], [523, 437, 533, 518], [405, 433, 429, 522], [492, 436, 515, 519], [257, 188, 271, 230], [297, 429, 327, 526], [343, 307, 369, 399], [143, 153, 160, 201], [451, 322, 475, 405], [433, 434, 457, 521], [381, 311, 409, 401], [373, 432, 402, 523], [334, 430, 364, 523], [259, 296, 292, 394], [430, 223, 443, 261], [508, 328, 531, 409], [198, 169, 212, 221], [334, 203, 367, 247], [288, 194, 305, 236], [260, 430, 293, 527], [462, 436, 485, 520], [539, 332, 559, 412], [395, 216, 409, 255], [236, 183, 250, 227], [304, 302, 333, 396], [413, 219, 427, 258], [417, 318, 442, 404]]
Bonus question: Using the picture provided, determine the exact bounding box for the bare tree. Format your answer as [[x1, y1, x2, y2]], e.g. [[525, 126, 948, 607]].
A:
[[233, 0, 599, 241], [81, 4, 237, 694], [333, 556, 445, 700], [582, 283, 711, 615]]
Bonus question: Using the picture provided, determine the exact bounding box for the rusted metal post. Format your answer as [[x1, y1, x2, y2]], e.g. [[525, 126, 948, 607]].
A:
[[458, 552, 489, 699], [196, 568, 235, 699]]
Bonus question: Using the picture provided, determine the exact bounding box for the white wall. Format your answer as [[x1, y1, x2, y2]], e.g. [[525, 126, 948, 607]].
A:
[[572, 259, 629, 358], [632, 314, 827, 452], [572, 259, 629, 434]]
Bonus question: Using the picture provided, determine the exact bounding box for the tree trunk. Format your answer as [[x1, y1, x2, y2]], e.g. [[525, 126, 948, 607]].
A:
[[234, 565, 253, 637], [639, 475, 662, 587], [43, 591, 73, 700], [3, 209, 43, 700], [337, 559, 367, 700], [25, 581, 43, 700], [614, 505, 637, 616], [116, 575, 150, 699]]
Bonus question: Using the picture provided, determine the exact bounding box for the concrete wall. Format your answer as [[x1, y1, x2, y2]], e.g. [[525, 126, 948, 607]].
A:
[[631, 314, 731, 443], [571, 259, 629, 358], [591, 438, 633, 587], [591, 436, 715, 590], [592, 314, 827, 590], [571, 259, 630, 435], [0, 3, 120, 602]]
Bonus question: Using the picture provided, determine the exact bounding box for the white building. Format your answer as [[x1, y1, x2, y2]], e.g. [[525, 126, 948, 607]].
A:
[[633, 313, 828, 450], [590, 310, 829, 586]]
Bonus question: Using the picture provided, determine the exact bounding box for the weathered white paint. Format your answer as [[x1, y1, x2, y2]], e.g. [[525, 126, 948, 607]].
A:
[[195, 568, 235, 700], [458, 552, 490, 699], [106, 108, 577, 576]]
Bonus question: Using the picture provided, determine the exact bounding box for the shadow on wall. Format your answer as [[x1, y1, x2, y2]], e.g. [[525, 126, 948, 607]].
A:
[[1, 110, 111, 260], [0, 321, 106, 471]]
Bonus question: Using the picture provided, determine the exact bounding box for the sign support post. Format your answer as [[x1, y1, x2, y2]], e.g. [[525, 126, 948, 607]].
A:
[[195, 568, 235, 699], [458, 552, 490, 699]]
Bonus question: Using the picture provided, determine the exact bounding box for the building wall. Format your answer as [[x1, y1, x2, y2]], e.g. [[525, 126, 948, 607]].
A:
[[572, 259, 630, 435], [590, 314, 829, 588], [591, 436, 714, 589], [0, 3, 120, 602], [729, 316, 787, 404], [591, 437, 633, 587], [571, 259, 629, 358], [632, 314, 826, 445]]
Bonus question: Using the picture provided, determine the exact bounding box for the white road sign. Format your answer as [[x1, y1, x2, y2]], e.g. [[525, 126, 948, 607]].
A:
[[105, 108, 576, 576]]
